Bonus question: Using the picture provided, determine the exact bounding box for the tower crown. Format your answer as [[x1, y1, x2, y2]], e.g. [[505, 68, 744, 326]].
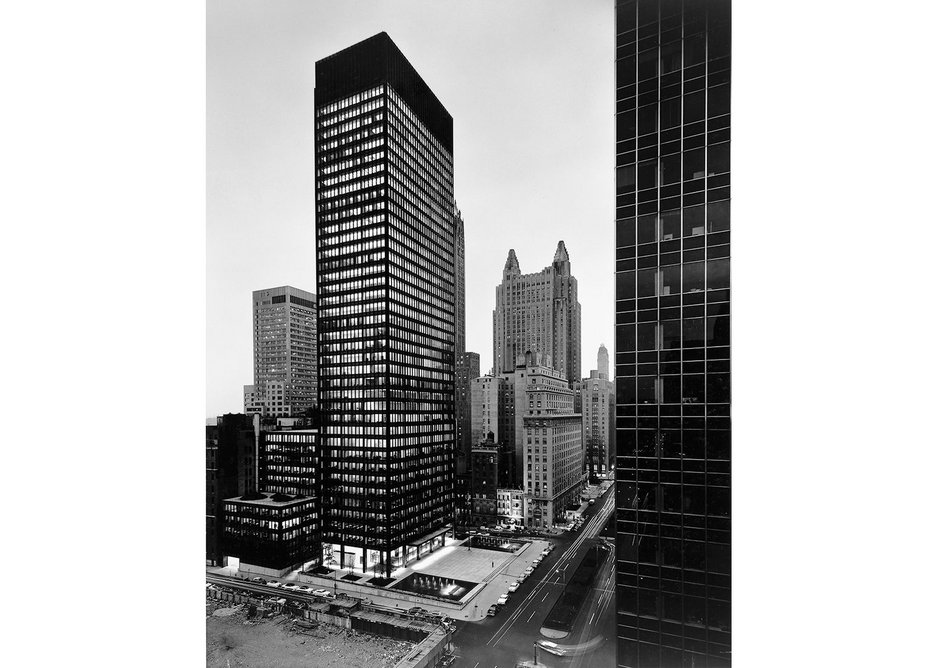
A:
[[504, 248, 521, 277], [552, 240, 570, 275]]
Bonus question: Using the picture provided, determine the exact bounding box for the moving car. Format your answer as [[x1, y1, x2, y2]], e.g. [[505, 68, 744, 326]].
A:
[[508, 581, 520, 593]]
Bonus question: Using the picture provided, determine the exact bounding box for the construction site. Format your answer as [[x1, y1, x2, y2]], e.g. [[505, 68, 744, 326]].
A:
[[206, 581, 454, 668]]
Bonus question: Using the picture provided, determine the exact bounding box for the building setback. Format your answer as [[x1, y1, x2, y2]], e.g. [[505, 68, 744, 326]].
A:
[[493, 242, 582, 386], [315, 32, 456, 577], [614, 2, 732, 666], [250, 286, 318, 418]]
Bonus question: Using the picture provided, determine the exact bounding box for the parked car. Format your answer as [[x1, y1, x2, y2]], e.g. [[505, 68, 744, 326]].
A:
[[251, 576, 266, 583], [524, 567, 534, 575], [282, 583, 300, 591], [541, 549, 551, 557], [589, 499, 596, 506], [312, 588, 335, 598], [296, 585, 313, 593], [487, 605, 498, 617], [266, 581, 283, 588], [497, 594, 510, 606], [508, 581, 520, 593]]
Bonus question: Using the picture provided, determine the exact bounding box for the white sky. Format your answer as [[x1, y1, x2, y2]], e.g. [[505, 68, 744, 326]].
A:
[[207, 0, 613, 418], [6, 2, 937, 664]]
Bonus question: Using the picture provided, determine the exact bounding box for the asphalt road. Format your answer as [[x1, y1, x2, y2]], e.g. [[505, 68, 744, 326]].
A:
[[451, 483, 617, 668]]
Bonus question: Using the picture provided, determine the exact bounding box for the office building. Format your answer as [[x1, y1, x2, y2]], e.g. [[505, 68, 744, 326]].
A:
[[455, 351, 480, 468], [614, 1, 732, 666], [315, 33, 456, 577], [493, 242, 582, 385], [517, 355, 583, 528], [251, 286, 318, 418], [259, 429, 319, 498], [582, 369, 614, 478], [454, 206, 466, 356], [206, 414, 258, 566], [223, 491, 320, 576]]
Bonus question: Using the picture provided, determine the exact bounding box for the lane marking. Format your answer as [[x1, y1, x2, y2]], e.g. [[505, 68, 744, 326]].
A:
[[486, 504, 615, 648], [527, 609, 537, 623]]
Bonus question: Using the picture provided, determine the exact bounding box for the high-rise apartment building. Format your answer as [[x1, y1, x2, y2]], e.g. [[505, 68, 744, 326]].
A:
[[614, 2, 731, 666], [251, 286, 318, 418], [315, 33, 456, 577], [493, 242, 582, 385]]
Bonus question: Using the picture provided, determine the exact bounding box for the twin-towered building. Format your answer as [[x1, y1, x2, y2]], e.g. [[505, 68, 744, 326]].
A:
[[493, 241, 582, 384]]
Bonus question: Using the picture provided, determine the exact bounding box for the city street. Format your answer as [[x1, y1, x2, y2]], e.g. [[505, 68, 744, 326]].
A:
[[450, 483, 617, 668]]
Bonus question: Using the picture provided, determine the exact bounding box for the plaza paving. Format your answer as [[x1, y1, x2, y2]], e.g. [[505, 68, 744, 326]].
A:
[[206, 536, 558, 622], [407, 543, 514, 582]]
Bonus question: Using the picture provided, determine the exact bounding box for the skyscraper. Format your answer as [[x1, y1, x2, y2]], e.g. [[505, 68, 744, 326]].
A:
[[614, 2, 731, 666], [315, 33, 456, 577], [493, 241, 582, 385], [598, 342, 610, 379], [250, 286, 318, 418], [582, 369, 614, 478], [454, 205, 466, 356]]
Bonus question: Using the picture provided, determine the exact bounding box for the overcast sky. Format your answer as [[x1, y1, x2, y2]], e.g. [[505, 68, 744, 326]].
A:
[[207, 0, 613, 418]]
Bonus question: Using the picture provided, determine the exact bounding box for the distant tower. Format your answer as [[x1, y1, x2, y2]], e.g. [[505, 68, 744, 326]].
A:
[[454, 206, 466, 356], [492, 241, 581, 385], [597, 343, 609, 380], [251, 286, 318, 417]]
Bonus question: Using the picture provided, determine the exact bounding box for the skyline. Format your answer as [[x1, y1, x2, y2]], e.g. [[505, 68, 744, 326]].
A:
[[207, 0, 613, 418]]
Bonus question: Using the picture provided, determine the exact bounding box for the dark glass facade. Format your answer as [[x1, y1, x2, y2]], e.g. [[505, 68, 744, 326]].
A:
[[223, 492, 320, 571], [315, 33, 456, 577], [614, 2, 731, 667], [205, 414, 257, 566]]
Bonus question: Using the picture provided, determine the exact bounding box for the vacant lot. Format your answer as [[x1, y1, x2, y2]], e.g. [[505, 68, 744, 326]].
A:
[[206, 604, 413, 668]]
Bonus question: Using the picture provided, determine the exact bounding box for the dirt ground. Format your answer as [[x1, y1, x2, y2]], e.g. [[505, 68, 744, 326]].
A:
[[206, 601, 414, 668]]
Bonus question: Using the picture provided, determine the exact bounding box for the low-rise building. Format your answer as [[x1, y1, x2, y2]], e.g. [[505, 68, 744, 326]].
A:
[[222, 491, 320, 576], [496, 488, 524, 526]]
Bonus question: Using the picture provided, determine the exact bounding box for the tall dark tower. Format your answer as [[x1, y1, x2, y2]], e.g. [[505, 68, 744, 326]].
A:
[[614, 2, 731, 667], [454, 205, 466, 356], [315, 33, 456, 578]]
